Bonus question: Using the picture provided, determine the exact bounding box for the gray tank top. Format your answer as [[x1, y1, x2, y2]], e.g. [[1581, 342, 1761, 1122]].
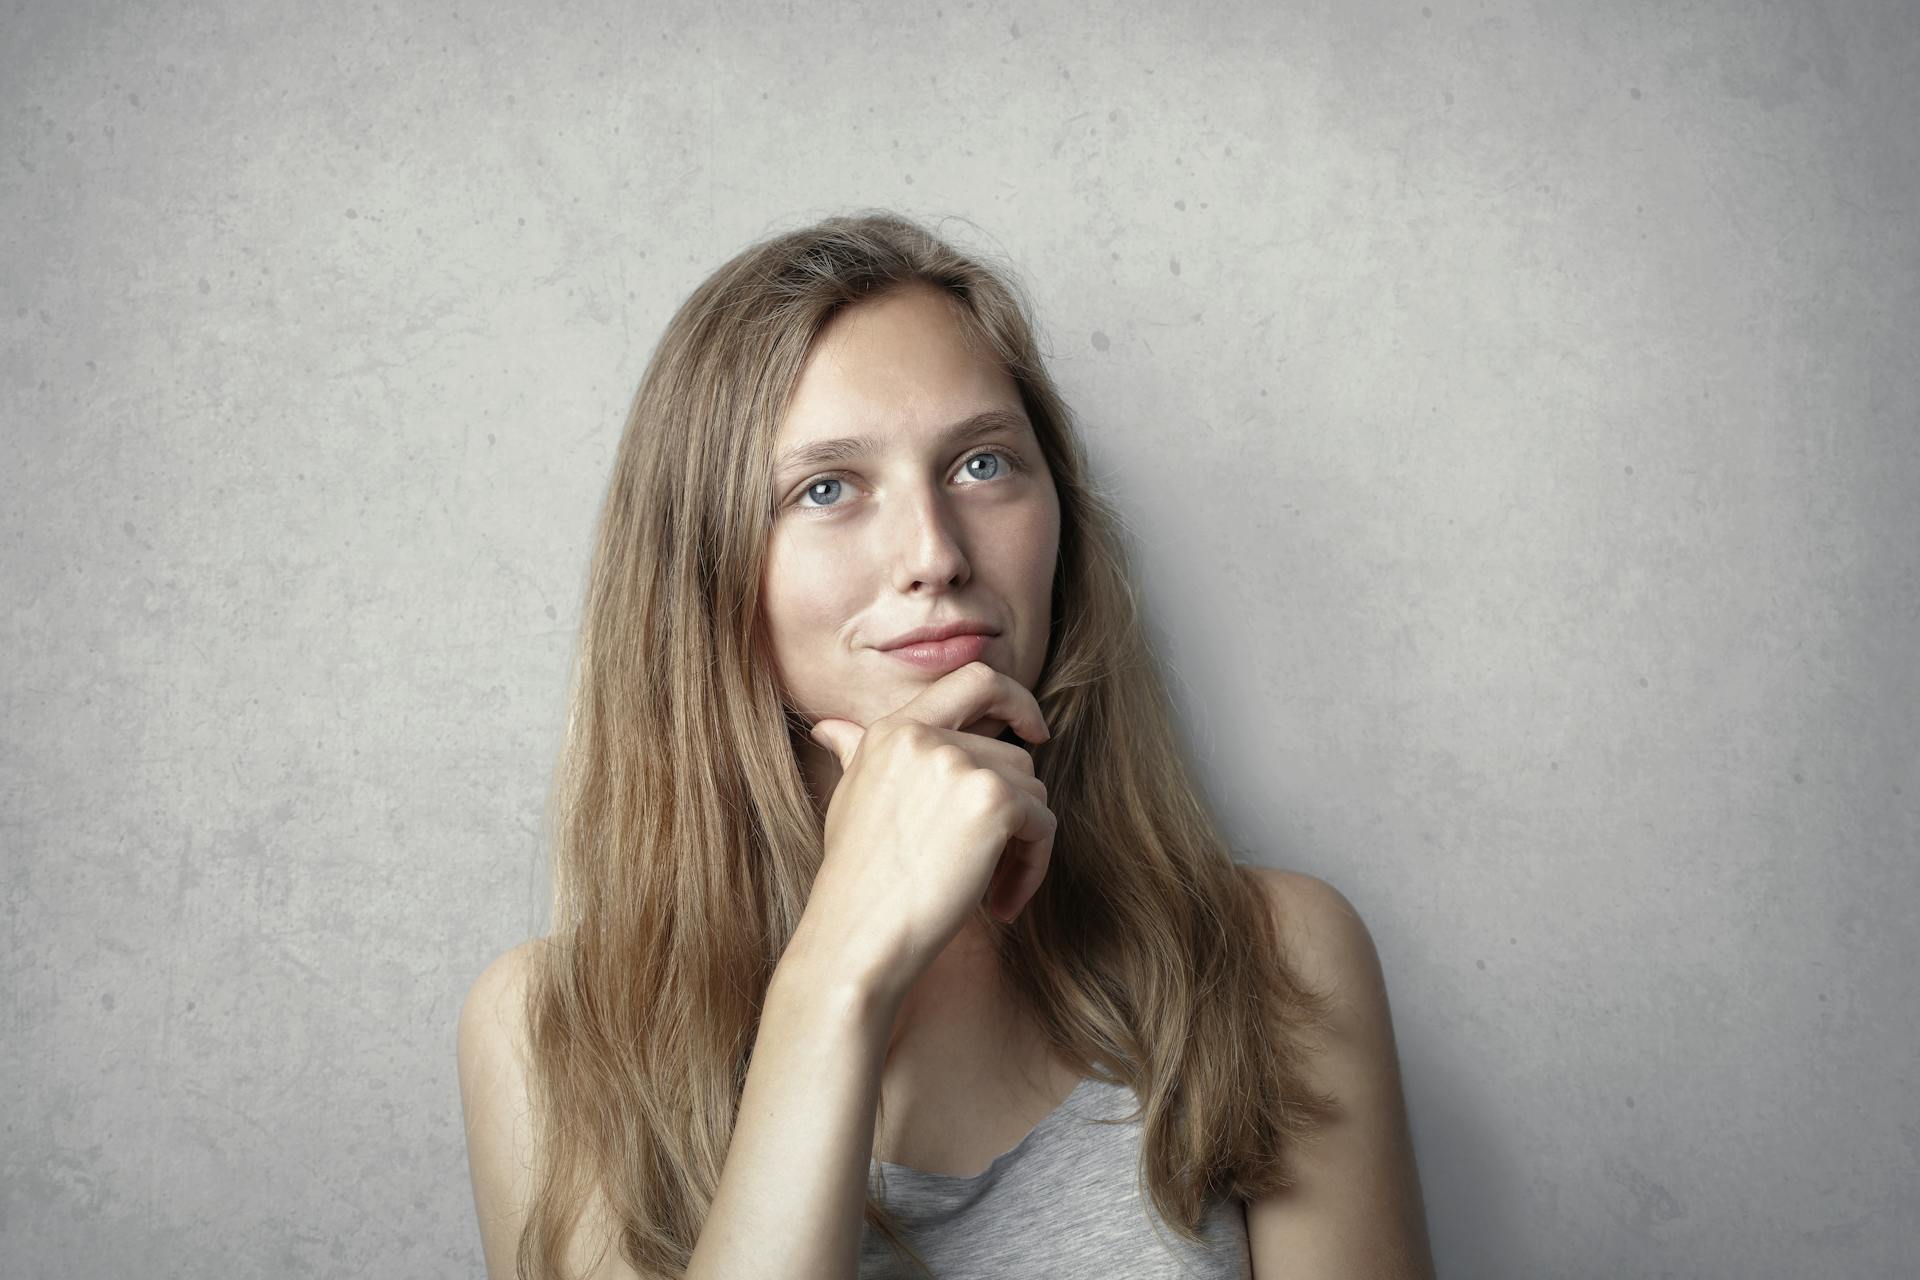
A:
[[859, 1074, 1253, 1278]]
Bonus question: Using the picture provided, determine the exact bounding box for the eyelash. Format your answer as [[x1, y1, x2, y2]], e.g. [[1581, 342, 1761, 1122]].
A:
[[785, 447, 1030, 515]]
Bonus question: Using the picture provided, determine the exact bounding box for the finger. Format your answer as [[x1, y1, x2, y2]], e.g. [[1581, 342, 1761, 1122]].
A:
[[807, 716, 865, 767], [1010, 790, 1056, 852], [995, 769, 1046, 803], [951, 732, 1041, 777], [962, 714, 1009, 741], [1000, 794, 1056, 916], [991, 824, 1054, 923], [906, 662, 1050, 744], [810, 712, 1035, 785]]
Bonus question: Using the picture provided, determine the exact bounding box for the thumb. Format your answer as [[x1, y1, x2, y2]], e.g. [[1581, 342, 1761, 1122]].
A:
[[806, 716, 862, 767]]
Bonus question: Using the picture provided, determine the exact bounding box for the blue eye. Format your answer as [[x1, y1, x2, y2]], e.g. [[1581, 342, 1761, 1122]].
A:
[[789, 447, 1026, 514], [799, 477, 843, 508]]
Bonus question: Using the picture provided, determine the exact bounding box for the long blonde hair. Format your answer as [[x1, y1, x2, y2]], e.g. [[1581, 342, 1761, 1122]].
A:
[[518, 210, 1338, 1278]]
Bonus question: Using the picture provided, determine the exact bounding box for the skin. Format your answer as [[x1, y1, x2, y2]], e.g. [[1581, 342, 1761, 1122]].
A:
[[758, 281, 1080, 1174], [459, 284, 1431, 1279]]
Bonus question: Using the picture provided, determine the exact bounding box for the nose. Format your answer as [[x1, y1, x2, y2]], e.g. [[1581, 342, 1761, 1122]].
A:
[[889, 484, 970, 592]]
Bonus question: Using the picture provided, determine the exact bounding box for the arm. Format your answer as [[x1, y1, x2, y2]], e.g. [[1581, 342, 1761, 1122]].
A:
[[1243, 868, 1437, 1280], [682, 920, 899, 1279], [460, 939, 645, 1280], [457, 924, 901, 1280]]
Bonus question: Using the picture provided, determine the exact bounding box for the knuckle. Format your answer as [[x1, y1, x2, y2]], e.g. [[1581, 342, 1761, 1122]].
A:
[[965, 767, 1008, 806], [929, 741, 969, 772]]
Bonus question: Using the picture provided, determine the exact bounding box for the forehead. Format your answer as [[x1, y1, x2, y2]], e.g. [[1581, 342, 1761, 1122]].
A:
[[774, 286, 1022, 455]]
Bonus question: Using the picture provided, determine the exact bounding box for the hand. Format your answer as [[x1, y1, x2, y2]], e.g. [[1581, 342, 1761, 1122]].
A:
[[799, 662, 1056, 1005]]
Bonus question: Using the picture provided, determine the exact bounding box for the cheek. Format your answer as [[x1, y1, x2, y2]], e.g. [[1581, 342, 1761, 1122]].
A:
[[1001, 501, 1060, 590], [763, 535, 857, 647]]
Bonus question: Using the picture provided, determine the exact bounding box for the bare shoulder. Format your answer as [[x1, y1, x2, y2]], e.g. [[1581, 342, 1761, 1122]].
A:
[[458, 938, 549, 1114], [457, 939, 545, 1279], [1240, 864, 1381, 1009], [461, 938, 545, 1046], [457, 939, 646, 1280], [1234, 863, 1436, 1278]]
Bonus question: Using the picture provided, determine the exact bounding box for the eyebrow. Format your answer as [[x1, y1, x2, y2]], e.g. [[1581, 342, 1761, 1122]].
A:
[[772, 408, 1032, 480]]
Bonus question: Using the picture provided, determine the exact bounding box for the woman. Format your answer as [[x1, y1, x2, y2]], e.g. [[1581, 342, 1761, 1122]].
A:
[[458, 211, 1434, 1279]]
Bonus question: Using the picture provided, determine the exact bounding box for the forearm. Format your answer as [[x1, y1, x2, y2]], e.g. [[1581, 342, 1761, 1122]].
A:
[[685, 924, 898, 1280]]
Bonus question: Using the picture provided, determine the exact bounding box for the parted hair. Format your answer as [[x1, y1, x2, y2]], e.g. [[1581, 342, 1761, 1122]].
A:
[[517, 209, 1339, 1278]]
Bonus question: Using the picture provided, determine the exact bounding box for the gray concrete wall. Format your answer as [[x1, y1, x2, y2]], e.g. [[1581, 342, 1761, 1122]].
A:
[[4, 1, 1915, 1275]]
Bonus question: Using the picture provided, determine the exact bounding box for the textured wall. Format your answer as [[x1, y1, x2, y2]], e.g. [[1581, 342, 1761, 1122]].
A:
[[4, 1, 1916, 1276]]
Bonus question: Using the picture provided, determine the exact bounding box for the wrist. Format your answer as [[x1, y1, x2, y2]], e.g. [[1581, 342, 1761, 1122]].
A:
[[774, 910, 908, 1023]]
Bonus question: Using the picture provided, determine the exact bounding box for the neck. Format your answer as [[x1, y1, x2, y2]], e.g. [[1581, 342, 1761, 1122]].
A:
[[873, 913, 1068, 1166], [884, 911, 1014, 1069]]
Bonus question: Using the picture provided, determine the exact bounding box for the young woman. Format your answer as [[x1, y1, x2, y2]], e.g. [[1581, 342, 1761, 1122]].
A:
[[458, 211, 1435, 1279]]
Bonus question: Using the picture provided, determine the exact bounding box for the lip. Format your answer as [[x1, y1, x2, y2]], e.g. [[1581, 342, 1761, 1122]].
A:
[[880, 632, 993, 673], [875, 619, 1000, 651]]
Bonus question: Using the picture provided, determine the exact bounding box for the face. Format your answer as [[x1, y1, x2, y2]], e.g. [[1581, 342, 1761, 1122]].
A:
[[760, 284, 1061, 807]]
